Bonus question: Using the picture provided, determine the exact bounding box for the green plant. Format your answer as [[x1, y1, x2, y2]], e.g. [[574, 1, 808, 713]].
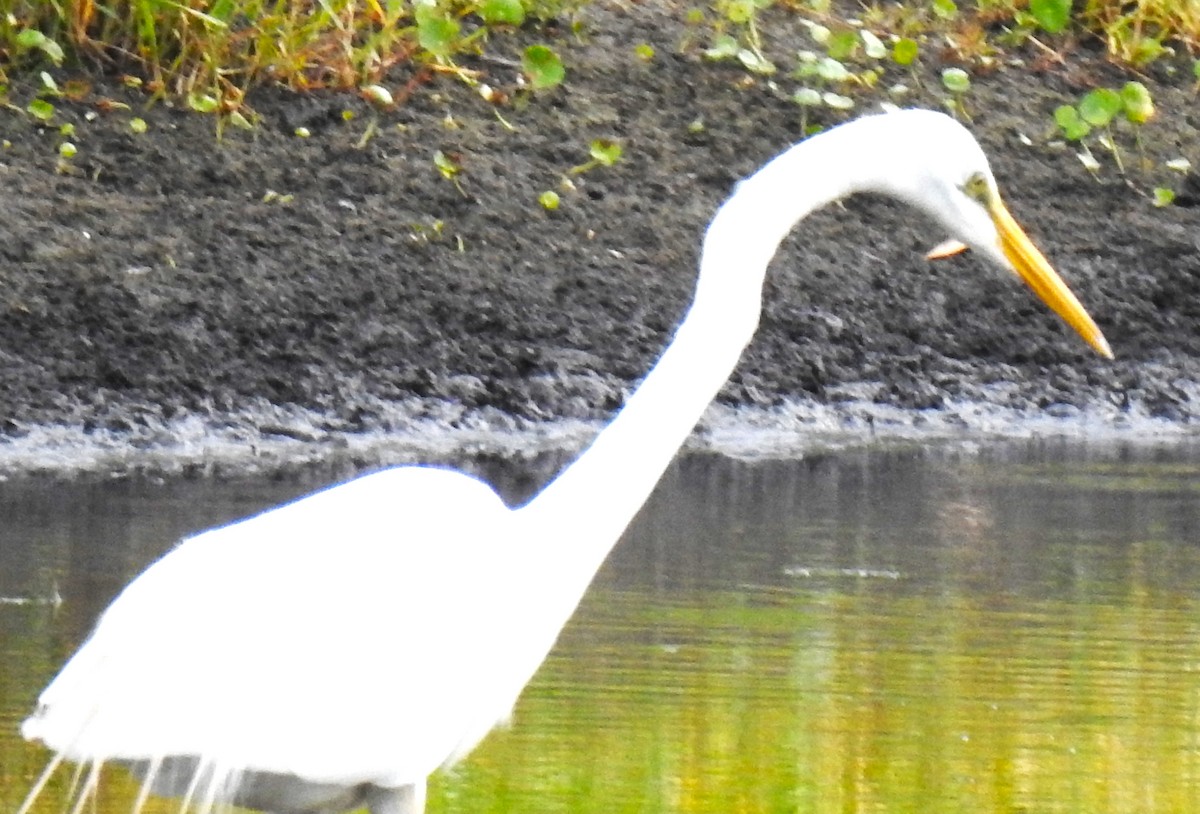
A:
[[433, 149, 467, 195], [1030, 0, 1072, 33], [569, 139, 623, 175], [0, 0, 572, 118], [1053, 81, 1156, 175], [940, 67, 971, 119], [521, 45, 566, 90], [787, 23, 911, 131], [703, 0, 776, 74]]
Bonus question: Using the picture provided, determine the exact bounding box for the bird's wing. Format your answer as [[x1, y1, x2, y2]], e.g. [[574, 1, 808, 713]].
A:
[[25, 465, 516, 787]]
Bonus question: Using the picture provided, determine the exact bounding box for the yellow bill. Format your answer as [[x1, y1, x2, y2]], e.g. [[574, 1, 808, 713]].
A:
[[988, 198, 1112, 358]]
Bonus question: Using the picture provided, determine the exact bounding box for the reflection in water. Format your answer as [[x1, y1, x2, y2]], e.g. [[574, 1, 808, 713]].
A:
[[2, 441, 1199, 814]]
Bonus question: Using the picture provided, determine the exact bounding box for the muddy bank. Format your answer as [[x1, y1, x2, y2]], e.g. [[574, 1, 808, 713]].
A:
[[0, 4, 1197, 477]]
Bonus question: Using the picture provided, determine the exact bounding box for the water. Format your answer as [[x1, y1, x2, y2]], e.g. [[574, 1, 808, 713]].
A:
[[2, 440, 1200, 814]]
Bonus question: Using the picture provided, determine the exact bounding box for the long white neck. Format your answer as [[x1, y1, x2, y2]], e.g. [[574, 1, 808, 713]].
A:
[[516, 118, 891, 599]]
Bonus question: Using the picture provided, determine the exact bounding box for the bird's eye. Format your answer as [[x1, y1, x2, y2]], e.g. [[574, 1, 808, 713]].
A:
[[962, 173, 991, 204]]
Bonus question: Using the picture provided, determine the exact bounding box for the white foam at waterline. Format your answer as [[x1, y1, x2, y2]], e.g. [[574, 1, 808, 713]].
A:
[[0, 389, 1195, 478]]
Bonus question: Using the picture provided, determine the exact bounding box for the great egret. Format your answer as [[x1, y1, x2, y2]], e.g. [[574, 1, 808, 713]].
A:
[[19, 109, 1111, 814]]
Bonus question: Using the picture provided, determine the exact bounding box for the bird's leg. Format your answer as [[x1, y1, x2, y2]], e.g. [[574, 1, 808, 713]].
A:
[[364, 782, 425, 814]]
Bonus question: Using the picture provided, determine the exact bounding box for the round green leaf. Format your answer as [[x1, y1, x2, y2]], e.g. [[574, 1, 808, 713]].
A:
[[861, 30, 887, 60], [16, 29, 65, 65], [722, 0, 754, 24], [826, 30, 859, 60], [480, 0, 525, 26], [1029, 0, 1071, 34], [522, 45, 565, 90], [941, 67, 970, 94], [187, 93, 220, 113], [704, 34, 740, 60], [892, 38, 919, 66], [417, 15, 460, 57], [588, 139, 622, 166], [793, 87, 822, 106], [931, 0, 958, 20], [1054, 104, 1089, 141], [27, 99, 54, 121], [821, 91, 854, 110], [1078, 87, 1121, 127], [737, 49, 776, 75], [1120, 81, 1154, 123], [816, 57, 849, 82]]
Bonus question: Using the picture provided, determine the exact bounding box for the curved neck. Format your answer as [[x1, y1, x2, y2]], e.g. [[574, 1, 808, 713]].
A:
[[516, 121, 885, 584]]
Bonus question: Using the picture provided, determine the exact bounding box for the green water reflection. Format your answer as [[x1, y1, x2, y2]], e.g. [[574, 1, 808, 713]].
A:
[[3, 441, 1200, 813]]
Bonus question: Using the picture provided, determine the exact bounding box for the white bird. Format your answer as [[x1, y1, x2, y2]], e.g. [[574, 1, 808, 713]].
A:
[[18, 109, 1112, 814]]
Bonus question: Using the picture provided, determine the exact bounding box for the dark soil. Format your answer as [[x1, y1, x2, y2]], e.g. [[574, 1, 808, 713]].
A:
[[1, 4, 1198, 476]]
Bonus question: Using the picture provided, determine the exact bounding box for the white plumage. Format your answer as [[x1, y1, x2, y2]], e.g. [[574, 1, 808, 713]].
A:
[[20, 109, 1110, 814]]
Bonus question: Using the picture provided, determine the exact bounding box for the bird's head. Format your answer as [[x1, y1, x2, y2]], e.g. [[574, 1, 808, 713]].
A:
[[869, 109, 1112, 358]]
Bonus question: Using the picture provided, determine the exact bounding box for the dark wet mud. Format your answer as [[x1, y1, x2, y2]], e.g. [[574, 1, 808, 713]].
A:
[[0, 3, 1197, 476]]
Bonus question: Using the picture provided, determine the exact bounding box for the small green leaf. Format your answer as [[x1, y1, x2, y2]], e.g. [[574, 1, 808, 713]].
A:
[[705, 33, 740, 60], [861, 30, 887, 60], [1078, 87, 1121, 127], [821, 91, 854, 110], [1054, 104, 1090, 141], [15, 29, 44, 48], [1130, 36, 1167, 66], [1119, 81, 1154, 123], [187, 92, 220, 113], [722, 0, 754, 24], [941, 67, 970, 94], [16, 29, 65, 65], [228, 111, 253, 130], [58, 141, 76, 159], [129, 117, 148, 133], [1029, 0, 1071, 34], [826, 30, 859, 60], [538, 190, 560, 210], [433, 150, 461, 179], [418, 14, 460, 57], [892, 37, 919, 66], [588, 139, 622, 166], [931, 0, 958, 20], [480, 0, 525, 26], [522, 45, 565, 90], [27, 99, 54, 121], [634, 43, 655, 61], [816, 57, 850, 82], [1153, 187, 1175, 207], [792, 87, 822, 106], [737, 49, 776, 74], [803, 21, 831, 44]]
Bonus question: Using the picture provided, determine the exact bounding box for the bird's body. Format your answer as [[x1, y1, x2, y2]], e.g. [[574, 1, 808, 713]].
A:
[[20, 110, 1111, 814]]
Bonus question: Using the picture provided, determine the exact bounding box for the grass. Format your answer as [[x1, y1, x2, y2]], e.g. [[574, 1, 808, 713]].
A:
[[1, 0, 1199, 115], [0, 0, 576, 115]]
